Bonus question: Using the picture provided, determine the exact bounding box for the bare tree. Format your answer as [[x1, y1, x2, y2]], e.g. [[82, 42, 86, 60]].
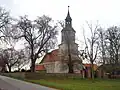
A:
[[14, 49, 29, 71], [105, 26, 120, 64], [83, 21, 99, 79], [1, 48, 28, 72], [3, 48, 20, 72], [16, 15, 58, 72], [97, 28, 106, 64], [0, 7, 11, 42]]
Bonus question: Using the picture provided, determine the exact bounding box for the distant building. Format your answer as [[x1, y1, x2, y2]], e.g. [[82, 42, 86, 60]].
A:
[[35, 7, 83, 73], [35, 50, 98, 78]]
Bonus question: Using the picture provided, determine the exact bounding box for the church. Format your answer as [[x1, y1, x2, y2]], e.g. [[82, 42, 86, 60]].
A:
[[35, 7, 83, 73]]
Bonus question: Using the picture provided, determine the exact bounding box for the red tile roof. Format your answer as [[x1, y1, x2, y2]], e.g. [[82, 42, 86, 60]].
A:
[[40, 49, 59, 63], [35, 64, 45, 71], [35, 49, 59, 71]]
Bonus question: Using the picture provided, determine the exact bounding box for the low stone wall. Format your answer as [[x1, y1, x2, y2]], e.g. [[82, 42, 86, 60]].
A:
[[25, 72, 82, 79], [1, 72, 82, 80], [110, 75, 120, 79], [1, 72, 25, 79]]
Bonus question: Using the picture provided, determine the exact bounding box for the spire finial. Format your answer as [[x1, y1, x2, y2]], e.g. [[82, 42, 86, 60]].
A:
[[68, 6, 70, 14], [68, 6, 70, 10]]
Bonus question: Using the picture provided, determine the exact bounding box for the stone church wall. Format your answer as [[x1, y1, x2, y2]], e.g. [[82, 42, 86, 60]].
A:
[[44, 61, 69, 73]]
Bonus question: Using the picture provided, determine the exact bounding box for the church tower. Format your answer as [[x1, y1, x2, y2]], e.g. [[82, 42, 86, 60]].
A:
[[58, 6, 82, 73], [61, 6, 75, 44]]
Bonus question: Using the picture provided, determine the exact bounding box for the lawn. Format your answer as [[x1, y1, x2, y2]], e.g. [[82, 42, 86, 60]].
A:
[[27, 78, 120, 90]]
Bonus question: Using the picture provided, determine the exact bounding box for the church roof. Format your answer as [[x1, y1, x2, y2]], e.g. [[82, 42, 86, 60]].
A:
[[40, 49, 59, 64]]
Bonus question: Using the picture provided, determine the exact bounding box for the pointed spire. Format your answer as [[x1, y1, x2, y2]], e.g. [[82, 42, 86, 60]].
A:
[[65, 6, 72, 27], [67, 6, 70, 18], [66, 6, 72, 21]]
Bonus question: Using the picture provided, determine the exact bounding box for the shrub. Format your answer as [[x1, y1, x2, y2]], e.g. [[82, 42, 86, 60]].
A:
[[21, 69, 25, 72], [14, 70, 19, 73], [26, 69, 31, 72]]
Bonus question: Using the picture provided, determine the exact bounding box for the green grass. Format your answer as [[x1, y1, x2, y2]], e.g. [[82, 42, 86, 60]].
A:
[[27, 79, 120, 90]]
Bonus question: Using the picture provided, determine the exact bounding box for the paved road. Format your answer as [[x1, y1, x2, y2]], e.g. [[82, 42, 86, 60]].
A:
[[0, 75, 56, 90]]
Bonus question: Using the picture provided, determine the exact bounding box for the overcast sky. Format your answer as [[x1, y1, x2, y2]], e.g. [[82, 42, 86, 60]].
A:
[[1, 0, 120, 49]]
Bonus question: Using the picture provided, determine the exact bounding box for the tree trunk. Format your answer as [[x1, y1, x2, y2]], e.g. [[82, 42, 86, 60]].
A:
[[67, 42, 74, 73], [8, 66, 11, 72], [102, 45, 105, 64], [31, 59, 36, 72], [68, 60, 74, 73], [115, 51, 118, 64], [18, 68, 20, 72], [91, 62, 94, 80], [30, 44, 36, 72]]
